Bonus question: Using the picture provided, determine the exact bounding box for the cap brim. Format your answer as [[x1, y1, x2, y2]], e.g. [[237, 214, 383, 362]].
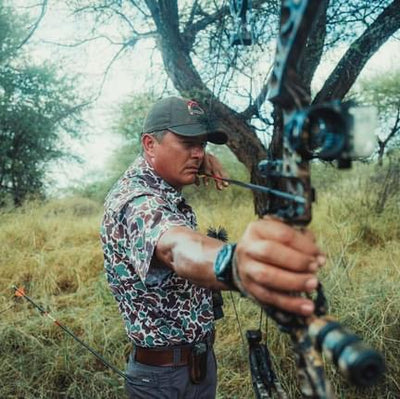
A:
[[169, 124, 228, 144]]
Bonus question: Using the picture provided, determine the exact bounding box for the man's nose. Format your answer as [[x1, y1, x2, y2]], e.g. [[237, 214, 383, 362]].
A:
[[191, 144, 205, 158]]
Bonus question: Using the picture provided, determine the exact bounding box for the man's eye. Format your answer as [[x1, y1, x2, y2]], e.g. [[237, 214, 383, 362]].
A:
[[182, 141, 207, 149]]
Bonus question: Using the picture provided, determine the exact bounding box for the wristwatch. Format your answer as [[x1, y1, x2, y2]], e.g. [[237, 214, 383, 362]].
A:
[[213, 243, 237, 290]]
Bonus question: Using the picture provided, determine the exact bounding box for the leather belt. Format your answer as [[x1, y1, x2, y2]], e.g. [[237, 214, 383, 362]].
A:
[[134, 330, 215, 367], [135, 345, 192, 367]]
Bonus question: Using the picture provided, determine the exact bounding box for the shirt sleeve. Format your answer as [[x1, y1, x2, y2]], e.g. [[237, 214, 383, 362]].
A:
[[124, 194, 192, 283]]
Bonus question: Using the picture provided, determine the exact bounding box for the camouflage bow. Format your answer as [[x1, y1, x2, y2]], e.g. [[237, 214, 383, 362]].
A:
[[230, 1, 385, 397]]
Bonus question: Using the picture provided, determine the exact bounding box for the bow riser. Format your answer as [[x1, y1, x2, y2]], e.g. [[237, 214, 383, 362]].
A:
[[268, 0, 322, 109], [263, 0, 324, 225]]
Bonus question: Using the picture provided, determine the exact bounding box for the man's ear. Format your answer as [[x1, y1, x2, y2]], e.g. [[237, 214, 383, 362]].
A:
[[142, 133, 157, 157]]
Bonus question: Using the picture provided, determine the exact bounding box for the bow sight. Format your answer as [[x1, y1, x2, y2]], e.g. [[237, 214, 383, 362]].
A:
[[258, 101, 377, 221], [260, 101, 377, 168]]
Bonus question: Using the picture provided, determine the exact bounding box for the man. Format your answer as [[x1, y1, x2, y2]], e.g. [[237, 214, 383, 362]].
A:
[[101, 97, 324, 399]]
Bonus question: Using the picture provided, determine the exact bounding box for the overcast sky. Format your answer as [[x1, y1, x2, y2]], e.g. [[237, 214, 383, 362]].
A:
[[14, 1, 400, 192], [13, 1, 167, 191]]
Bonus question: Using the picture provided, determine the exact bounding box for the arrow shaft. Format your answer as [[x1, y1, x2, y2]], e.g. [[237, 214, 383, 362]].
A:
[[200, 174, 305, 204], [12, 286, 131, 383]]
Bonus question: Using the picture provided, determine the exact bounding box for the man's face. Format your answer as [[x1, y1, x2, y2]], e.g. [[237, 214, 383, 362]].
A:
[[148, 131, 207, 189]]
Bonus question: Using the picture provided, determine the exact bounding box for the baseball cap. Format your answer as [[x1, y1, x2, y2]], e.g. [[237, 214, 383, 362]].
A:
[[142, 97, 228, 144]]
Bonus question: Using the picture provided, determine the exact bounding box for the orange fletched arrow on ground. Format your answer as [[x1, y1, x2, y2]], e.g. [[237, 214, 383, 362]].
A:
[[13, 285, 49, 316], [14, 286, 26, 297], [11, 285, 132, 383]]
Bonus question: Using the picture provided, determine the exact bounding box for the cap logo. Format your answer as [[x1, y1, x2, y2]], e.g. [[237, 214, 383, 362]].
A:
[[187, 100, 205, 116]]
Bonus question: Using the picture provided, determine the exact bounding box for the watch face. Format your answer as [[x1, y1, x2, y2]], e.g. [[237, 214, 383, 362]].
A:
[[215, 244, 234, 277]]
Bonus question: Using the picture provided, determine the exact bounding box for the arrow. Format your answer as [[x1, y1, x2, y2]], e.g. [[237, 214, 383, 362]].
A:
[[198, 173, 306, 204], [12, 286, 132, 383]]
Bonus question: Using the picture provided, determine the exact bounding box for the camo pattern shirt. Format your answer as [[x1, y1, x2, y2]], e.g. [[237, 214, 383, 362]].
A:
[[100, 156, 214, 347]]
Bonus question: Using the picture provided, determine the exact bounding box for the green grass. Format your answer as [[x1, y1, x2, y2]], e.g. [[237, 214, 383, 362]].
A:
[[1, 161, 399, 398]]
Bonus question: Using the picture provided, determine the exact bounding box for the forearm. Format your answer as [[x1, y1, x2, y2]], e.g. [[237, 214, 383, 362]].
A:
[[155, 226, 227, 290], [155, 219, 326, 317]]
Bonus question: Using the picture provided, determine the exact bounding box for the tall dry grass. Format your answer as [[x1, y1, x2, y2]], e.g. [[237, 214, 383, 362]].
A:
[[0, 161, 399, 398]]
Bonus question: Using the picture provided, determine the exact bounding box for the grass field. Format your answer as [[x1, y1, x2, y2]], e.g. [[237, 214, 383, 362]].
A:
[[1, 161, 399, 398]]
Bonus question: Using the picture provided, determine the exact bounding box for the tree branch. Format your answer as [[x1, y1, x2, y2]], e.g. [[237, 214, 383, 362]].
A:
[[241, 75, 270, 120], [42, 35, 127, 47], [145, 0, 204, 93], [42, 31, 156, 48], [92, 41, 136, 102], [129, 0, 152, 18], [182, 0, 270, 52], [182, 5, 229, 50], [298, 0, 329, 94], [314, 0, 400, 103], [16, 0, 47, 50], [382, 107, 400, 146], [186, 0, 200, 28]]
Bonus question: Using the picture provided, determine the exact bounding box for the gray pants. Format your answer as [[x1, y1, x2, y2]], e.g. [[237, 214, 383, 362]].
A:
[[125, 348, 217, 399]]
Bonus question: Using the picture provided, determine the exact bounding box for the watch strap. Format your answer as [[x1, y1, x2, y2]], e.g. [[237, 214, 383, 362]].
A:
[[213, 243, 238, 291]]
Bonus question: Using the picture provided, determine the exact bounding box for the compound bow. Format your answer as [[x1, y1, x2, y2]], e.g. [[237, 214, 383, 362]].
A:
[[230, 1, 385, 398]]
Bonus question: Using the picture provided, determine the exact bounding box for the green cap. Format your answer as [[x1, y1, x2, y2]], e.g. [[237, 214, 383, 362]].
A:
[[142, 97, 228, 144]]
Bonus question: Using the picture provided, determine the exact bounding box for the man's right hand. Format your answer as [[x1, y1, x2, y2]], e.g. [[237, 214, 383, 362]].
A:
[[233, 216, 325, 316]]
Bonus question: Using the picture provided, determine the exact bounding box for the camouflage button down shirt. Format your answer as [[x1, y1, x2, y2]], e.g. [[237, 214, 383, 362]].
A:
[[101, 156, 214, 347]]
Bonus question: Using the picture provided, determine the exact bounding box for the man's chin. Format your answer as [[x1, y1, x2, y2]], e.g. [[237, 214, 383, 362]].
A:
[[189, 175, 197, 184], [183, 174, 197, 186]]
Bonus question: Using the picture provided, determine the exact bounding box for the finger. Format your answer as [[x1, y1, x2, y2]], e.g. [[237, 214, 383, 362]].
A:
[[250, 218, 322, 257], [302, 228, 316, 243], [199, 157, 209, 175], [205, 155, 229, 182], [220, 169, 229, 180], [211, 167, 224, 178], [244, 261, 319, 292], [219, 178, 229, 188], [297, 229, 326, 266], [205, 167, 223, 189], [201, 153, 211, 170], [246, 283, 315, 316], [241, 240, 318, 272], [214, 178, 228, 190]]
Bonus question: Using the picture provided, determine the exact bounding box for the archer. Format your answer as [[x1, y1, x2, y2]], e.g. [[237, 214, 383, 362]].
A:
[[100, 96, 324, 398]]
